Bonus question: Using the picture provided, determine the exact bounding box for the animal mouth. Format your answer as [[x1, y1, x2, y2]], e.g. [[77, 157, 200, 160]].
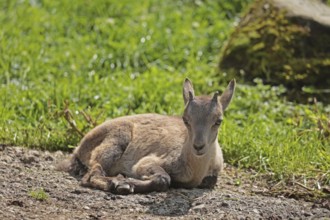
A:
[[195, 150, 205, 156]]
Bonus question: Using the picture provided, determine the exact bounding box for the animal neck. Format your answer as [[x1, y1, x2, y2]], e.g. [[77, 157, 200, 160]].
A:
[[179, 139, 216, 183]]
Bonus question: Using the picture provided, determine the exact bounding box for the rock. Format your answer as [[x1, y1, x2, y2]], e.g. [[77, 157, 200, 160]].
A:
[[191, 204, 206, 211], [30, 150, 40, 157], [7, 200, 25, 207], [221, 201, 230, 207], [21, 155, 39, 164], [44, 154, 54, 161], [54, 151, 64, 157], [0, 145, 5, 151], [219, 0, 330, 102], [1, 155, 13, 163]]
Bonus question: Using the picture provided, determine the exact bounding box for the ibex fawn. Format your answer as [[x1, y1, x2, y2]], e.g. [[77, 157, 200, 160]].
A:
[[58, 78, 235, 194]]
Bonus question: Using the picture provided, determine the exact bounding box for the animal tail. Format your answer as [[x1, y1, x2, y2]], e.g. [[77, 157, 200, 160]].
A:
[[56, 155, 87, 177]]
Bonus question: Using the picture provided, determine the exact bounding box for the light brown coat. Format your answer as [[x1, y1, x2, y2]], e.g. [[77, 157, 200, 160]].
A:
[[58, 78, 235, 194]]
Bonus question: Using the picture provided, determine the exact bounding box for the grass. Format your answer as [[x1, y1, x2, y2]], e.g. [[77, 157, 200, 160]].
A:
[[222, 81, 330, 184], [28, 188, 49, 201], [0, 0, 329, 189]]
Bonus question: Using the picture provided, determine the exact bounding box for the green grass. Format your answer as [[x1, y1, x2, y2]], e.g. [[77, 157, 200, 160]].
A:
[[28, 188, 49, 201], [222, 81, 330, 183], [0, 0, 329, 186]]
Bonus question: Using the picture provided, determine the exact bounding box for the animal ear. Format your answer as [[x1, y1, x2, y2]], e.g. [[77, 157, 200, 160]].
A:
[[183, 78, 195, 105], [212, 91, 220, 104], [219, 79, 236, 111]]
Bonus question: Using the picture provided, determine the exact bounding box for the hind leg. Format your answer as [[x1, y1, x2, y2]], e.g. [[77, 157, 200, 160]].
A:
[[75, 121, 134, 191], [81, 163, 128, 192], [81, 163, 110, 190], [80, 142, 126, 191], [80, 159, 171, 194]]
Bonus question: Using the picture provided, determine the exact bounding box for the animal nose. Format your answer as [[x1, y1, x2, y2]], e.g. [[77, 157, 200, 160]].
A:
[[193, 144, 205, 151]]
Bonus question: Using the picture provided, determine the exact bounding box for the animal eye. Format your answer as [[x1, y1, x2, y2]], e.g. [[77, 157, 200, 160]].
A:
[[214, 119, 223, 126]]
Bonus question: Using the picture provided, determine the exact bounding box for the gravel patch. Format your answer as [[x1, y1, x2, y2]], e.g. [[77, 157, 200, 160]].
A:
[[0, 145, 329, 219]]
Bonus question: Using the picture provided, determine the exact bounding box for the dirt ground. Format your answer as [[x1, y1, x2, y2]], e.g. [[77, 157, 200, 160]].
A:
[[0, 145, 329, 220]]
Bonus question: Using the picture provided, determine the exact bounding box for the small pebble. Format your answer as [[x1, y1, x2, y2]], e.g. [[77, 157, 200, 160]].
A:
[[21, 155, 38, 164], [192, 204, 206, 211]]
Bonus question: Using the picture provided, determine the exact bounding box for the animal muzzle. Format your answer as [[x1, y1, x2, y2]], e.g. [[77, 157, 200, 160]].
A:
[[193, 143, 205, 152]]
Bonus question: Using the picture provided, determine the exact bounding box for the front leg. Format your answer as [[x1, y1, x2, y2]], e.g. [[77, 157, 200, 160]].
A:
[[114, 156, 171, 194], [199, 144, 223, 189], [113, 173, 170, 194], [198, 175, 218, 189]]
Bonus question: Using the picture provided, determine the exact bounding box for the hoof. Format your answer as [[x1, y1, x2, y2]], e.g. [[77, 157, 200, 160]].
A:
[[157, 176, 170, 191], [115, 182, 134, 195], [199, 175, 217, 189]]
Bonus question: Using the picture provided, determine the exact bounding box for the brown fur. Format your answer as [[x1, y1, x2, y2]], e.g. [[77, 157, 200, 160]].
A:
[[58, 79, 235, 194]]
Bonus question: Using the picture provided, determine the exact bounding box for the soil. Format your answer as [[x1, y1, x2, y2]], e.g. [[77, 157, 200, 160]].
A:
[[0, 145, 329, 220]]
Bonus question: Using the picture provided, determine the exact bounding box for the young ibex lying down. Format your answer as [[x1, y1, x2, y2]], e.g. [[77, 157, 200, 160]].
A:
[[58, 78, 235, 194]]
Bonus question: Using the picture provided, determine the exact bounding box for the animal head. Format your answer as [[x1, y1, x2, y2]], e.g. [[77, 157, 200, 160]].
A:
[[182, 78, 235, 156]]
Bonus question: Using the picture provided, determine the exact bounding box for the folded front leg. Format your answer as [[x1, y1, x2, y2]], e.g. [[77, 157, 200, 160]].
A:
[[198, 175, 218, 189], [111, 156, 171, 194], [111, 167, 171, 194]]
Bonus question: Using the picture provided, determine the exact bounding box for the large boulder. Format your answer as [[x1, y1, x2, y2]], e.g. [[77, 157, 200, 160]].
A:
[[219, 0, 330, 102]]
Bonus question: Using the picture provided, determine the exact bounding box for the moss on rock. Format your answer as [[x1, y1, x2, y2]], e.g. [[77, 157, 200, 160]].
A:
[[219, 0, 330, 102]]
